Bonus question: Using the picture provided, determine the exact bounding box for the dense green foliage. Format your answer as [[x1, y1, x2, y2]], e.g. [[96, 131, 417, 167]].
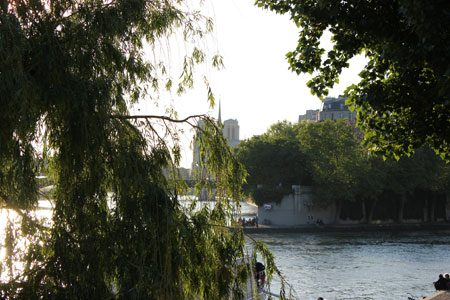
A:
[[233, 121, 311, 206], [252, 185, 294, 207], [0, 1, 290, 299], [255, 0, 450, 159], [233, 121, 310, 203], [235, 120, 450, 224], [297, 120, 368, 222]]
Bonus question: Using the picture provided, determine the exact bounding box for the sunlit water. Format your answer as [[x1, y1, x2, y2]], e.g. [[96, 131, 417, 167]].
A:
[[249, 230, 450, 300], [6, 201, 447, 300], [0, 199, 258, 279]]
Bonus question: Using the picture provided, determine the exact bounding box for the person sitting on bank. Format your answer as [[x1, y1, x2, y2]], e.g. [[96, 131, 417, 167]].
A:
[[434, 274, 449, 290]]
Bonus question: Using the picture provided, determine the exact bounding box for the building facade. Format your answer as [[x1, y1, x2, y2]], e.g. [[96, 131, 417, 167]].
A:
[[298, 109, 319, 122], [191, 119, 205, 171], [223, 118, 240, 147], [298, 96, 357, 122], [191, 118, 240, 171], [318, 96, 357, 121], [257, 185, 336, 226]]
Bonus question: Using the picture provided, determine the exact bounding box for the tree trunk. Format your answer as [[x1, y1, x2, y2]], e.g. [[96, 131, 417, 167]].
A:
[[367, 200, 378, 224], [430, 194, 436, 222], [397, 194, 406, 223], [360, 199, 367, 224], [446, 192, 450, 221], [423, 198, 429, 222], [334, 199, 342, 224]]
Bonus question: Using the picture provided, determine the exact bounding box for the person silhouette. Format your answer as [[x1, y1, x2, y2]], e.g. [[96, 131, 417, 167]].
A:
[[434, 274, 449, 290], [445, 274, 450, 289]]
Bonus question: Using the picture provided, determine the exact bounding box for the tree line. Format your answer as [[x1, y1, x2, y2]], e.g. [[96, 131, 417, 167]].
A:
[[234, 120, 450, 224]]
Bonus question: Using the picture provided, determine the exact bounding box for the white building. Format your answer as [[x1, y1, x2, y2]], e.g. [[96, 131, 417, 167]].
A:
[[257, 186, 336, 226]]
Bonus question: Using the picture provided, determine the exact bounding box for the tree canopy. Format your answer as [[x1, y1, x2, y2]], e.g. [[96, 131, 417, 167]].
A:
[[255, 0, 450, 159], [235, 120, 450, 224], [0, 1, 288, 298], [234, 121, 310, 206], [297, 120, 366, 210]]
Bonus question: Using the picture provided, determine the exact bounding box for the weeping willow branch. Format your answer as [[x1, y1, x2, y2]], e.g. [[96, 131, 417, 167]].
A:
[[110, 114, 206, 129], [0, 0, 279, 298], [110, 114, 226, 142], [0, 192, 50, 231]]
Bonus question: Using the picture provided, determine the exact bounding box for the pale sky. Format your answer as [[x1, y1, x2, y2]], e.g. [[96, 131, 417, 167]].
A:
[[139, 0, 367, 168]]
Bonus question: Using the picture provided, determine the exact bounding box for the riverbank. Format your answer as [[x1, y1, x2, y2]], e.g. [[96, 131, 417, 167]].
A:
[[242, 222, 450, 234], [425, 291, 450, 300]]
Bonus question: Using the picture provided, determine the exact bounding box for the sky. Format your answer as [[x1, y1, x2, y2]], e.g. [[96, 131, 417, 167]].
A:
[[140, 0, 367, 168]]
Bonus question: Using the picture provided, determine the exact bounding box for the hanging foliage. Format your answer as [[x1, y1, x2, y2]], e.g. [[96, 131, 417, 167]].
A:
[[0, 1, 292, 299]]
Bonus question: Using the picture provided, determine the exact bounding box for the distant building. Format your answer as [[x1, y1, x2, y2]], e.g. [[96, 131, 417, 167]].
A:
[[257, 185, 336, 226], [191, 101, 240, 171], [298, 96, 357, 122], [223, 119, 240, 147], [177, 167, 191, 180], [191, 119, 205, 171], [190, 112, 240, 200], [299, 109, 319, 122], [318, 96, 357, 121]]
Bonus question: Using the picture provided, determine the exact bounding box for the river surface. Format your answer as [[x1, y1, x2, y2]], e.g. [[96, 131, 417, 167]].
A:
[[249, 230, 450, 300], [2, 201, 449, 299]]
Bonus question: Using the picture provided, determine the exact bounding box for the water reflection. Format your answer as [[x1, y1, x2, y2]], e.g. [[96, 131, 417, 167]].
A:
[[0, 198, 258, 281], [250, 230, 450, 300], [0, 203, 52, 281]]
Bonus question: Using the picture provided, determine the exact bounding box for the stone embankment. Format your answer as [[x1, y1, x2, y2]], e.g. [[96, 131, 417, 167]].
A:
[[242, 223, 450, 234], [425, 291, 450, 300]]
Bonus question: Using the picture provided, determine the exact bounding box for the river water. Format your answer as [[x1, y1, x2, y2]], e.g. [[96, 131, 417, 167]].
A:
[[249, 230, 450, 300], [2, 202, 449, 300]]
